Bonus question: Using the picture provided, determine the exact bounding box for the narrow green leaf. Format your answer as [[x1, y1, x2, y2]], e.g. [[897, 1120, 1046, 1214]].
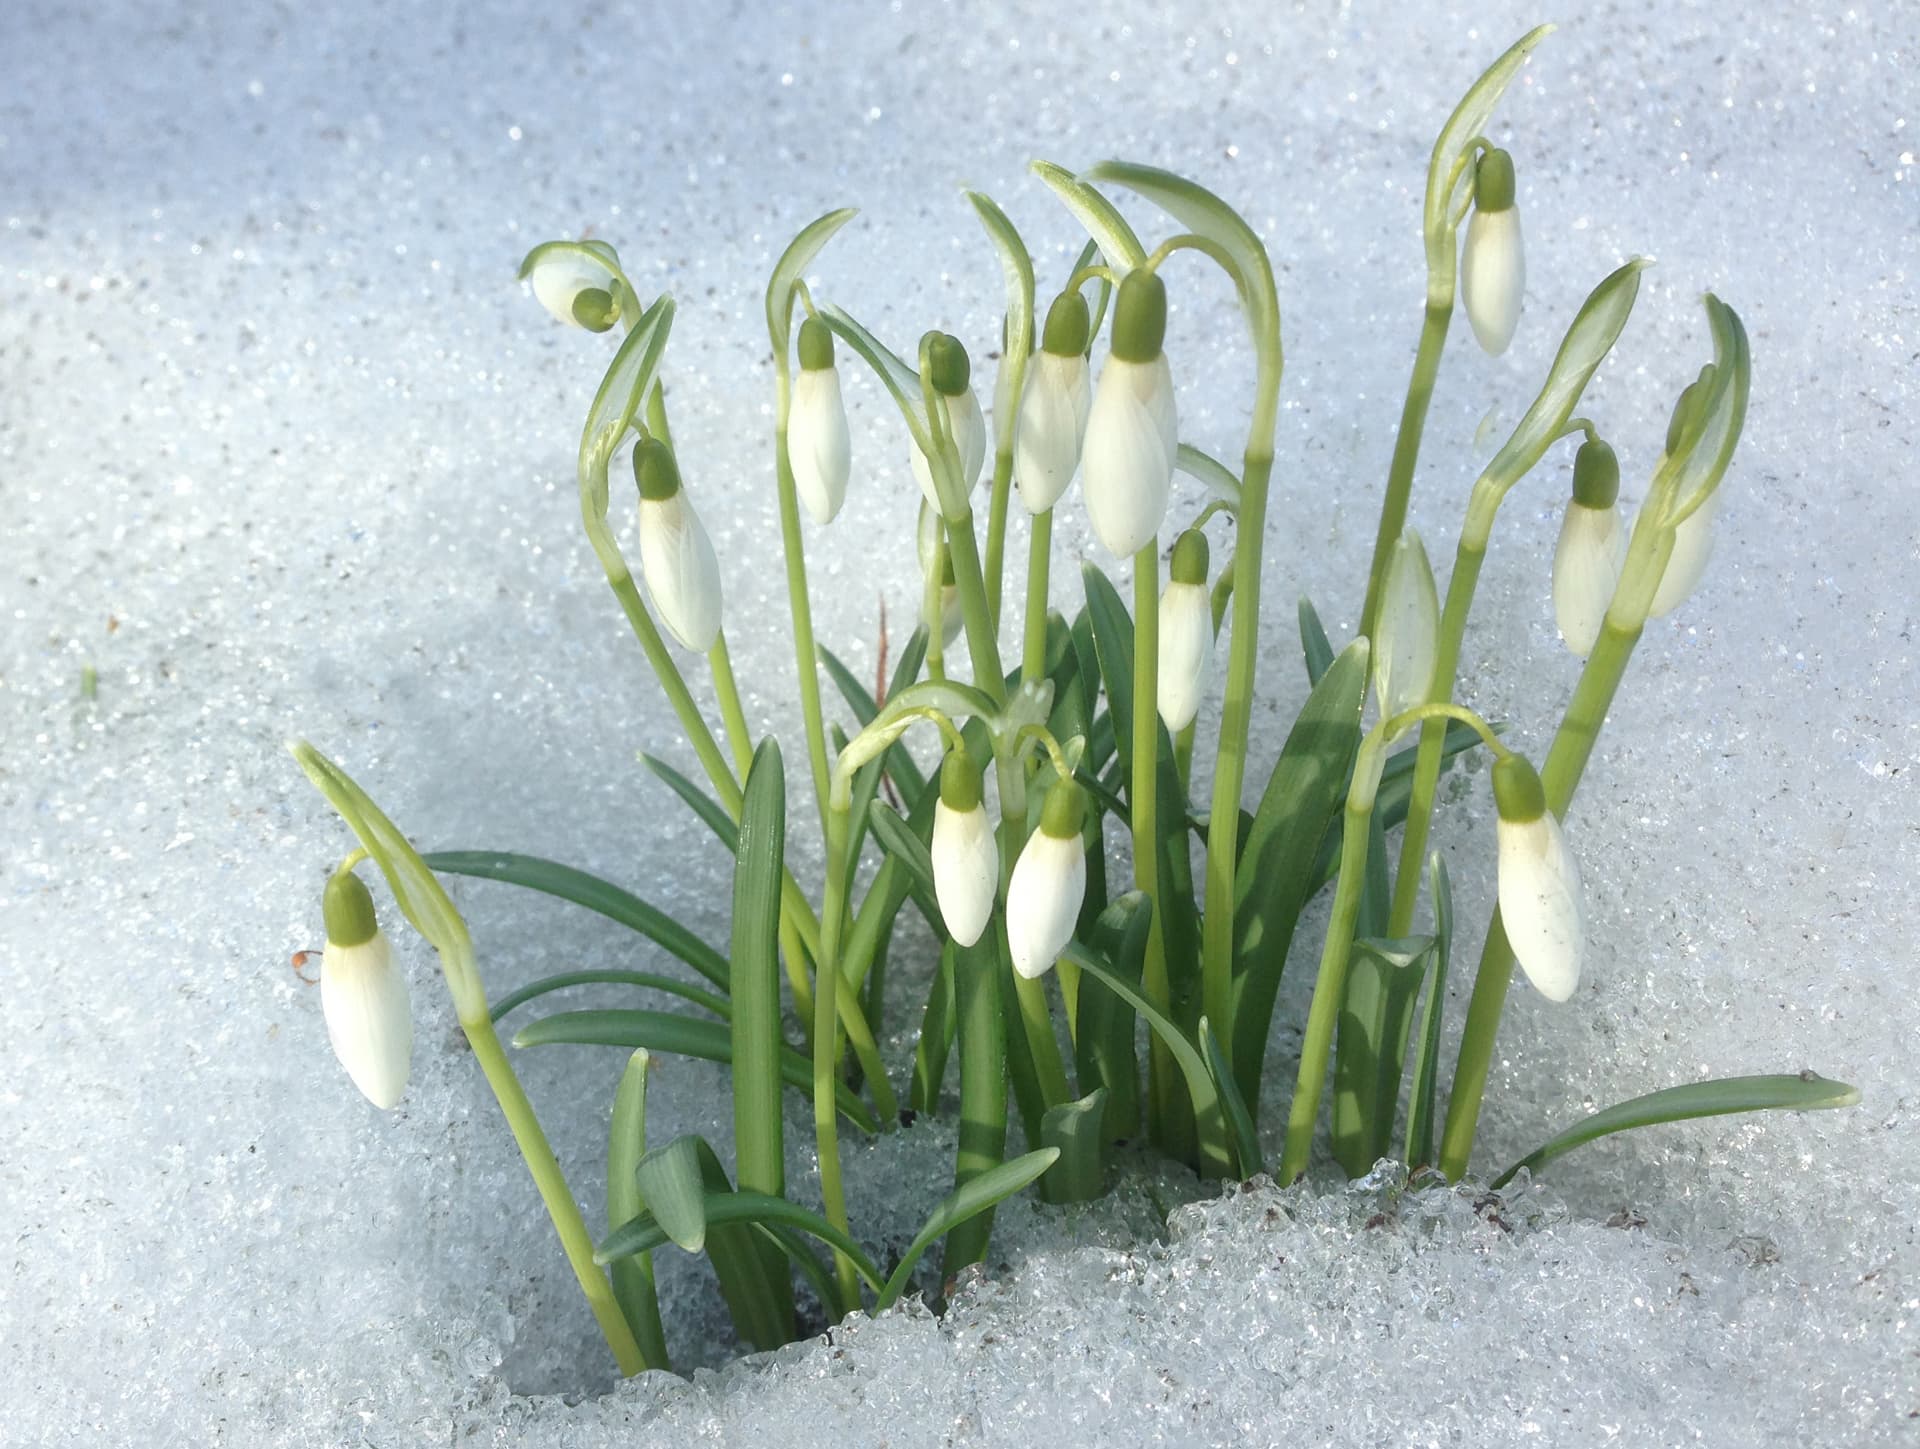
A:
[[579, 295, 676, 487], [766, 207, 859, 362], [1493, 1074, 1861, 1190], [1082, 562, 1135, 786], [607, 1050, 669, 1371], [1076, 894, 1149, 1141], [1175, 443, 1242, 513], [513, 1009, 879, 1134], [876, 1148, 1061, 1312], [910, 940, 959, 1114], [1298, 597, 1336, 686], [1029, 160, 1148, 270], [868, 803, 937, 902], [1039, 1089, 1109, 1204], [425, 850, 730, 990], [1403, 856, 1454, 1170], [817, 303, 934, 455], [732, 742, 787, 1205], [942, 933, 1008, 1277], [489, 969, 730, 1025], [633, 1136, 710, 1253], [638, 753, 739, 853], [1201, 1017, 1261, 1178], [966, 190, 1035, 455]]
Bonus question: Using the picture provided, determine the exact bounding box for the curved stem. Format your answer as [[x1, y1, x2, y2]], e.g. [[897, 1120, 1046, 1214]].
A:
[[946, 509, 1006, 702], [604, 572, 741, 816], [1360, 302, 1452, 644], [708, 632, 755, 778], [1129, 544, 1177, 1141], [811, 805, 860, 1307], [985, 448, 1014, 626], [772, 412, 834, 847]]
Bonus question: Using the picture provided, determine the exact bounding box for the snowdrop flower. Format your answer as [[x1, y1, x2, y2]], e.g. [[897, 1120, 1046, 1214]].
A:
[[1006, 778, 1088, 979], [930, 747, 998, 947], [1552, 438, 1627, 656], [787, 316, 852, 524], [633, 438, 723, 652], [1157, 528, 1213, 732], [1649, 370, 1721, 619], [909, 332, 986, 512], [1082, 269, 1178, 556], [1493, 754, 1585, 1003], [1013, 291, 1092, 514], [320, 869, 412, 1109], [525, 244, 621, 333], [1372, 528, 1439, 722], [1461, 148, 1525, 355]]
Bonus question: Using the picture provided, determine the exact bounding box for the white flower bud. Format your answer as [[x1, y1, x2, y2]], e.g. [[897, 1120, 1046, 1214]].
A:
[[910, 389, 987, 511], [634, 440, 723, 652], [1014, 349, 1092, 514], [1461, 150, 1524, 356], [787, 319, 852, 524], [930, 751, 998, 947], [1373, 528, 1439, 723], [320, 871, 412, 1109], [1006, 781, 1088, 979], [1156, 529, 1214, 732], [1552, 439, 1627, 657], [526, 246, 620, 332], [1647, 487, 1717, 620], [1082, 353, 1177, 556], [1493, 756, 1585, 1003]]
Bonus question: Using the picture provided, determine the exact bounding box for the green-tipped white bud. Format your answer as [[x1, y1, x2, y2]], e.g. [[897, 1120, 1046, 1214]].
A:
[[1083, 271, 1177, 556], [909, 332, 986, 510], [1005, 779, 1088, 979], [1493, 755, 1585, 1003], [1373, 528, 1439, 722], [320, 870, 412, 1109], [526, 246, 621, 333], [1461, 149, 1525, 356], [1014, 293, 1093, 514], [1552, 439, 1627, 657], [634, 439, 723, 652], [1156, 529, 1213, 731], [1648, 373, 1722, 619], [788, 317, 851, 525], [931, 749, 998, 947]]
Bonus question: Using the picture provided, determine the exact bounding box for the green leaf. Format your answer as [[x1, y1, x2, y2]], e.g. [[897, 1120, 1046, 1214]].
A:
[[1493, 1073, 1860, 1190], [1333, 934, 1435, 1177], [607, 1051, 670, 1370], [910, 940, 959, 1114], [1667, 296, 1751, 520], [600, 1187, 883, 1292], [817, 303, 934, 456], [1227, 639, 1367, 1117], [1484, 259, 1648, 488], [1424, 26, 1554, 261], [868, 803, 937, 902], [513, 1009, 879, 1134], [732, 742, 787, 1204], [1201, 1017, 1261, 1177], [1029, 160, 1148, 270], [424, 850, 729, 990], [1082, 562, 1135, 786], [579, 294, 676, 488], [632, 1135, 711, 1253], [942, 932, 1009, 1276], [1402, 856, 1454, 1170], [488, 969, 730, 1025], [638, 753, 738, 853], [1298, 597, 1336, 686], [1039, 1089, 1109, 1205], [1175, 443, 1242, 514], [1076, 894, 1149, 1141], [766, 207, 858, 362], [874, 1148, 1061, 1311]]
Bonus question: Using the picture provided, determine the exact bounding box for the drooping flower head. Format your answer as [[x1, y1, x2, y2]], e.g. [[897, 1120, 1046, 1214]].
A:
[[523, 242, 622, 333], [1649, 367, 1721, 619], [910, 331, 986, 512], [320, 869, 412, 1109], [788, 315, 852, 525], [1082, 269, 1177, 557], [1493, 753, 1585, 1003], [633, 438, 724, 652], [1461, 147, 1525, 355], [1006, 777, 1088, 979], [930, 746, 998, 948], [1014, 290, 1093, 515], [1157, 527, 1213, 732], [1552, 437, 1627, 657]]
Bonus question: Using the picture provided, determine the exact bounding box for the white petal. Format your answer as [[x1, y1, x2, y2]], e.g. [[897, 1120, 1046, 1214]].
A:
[[1156, 580, 1213, 731], [1005, 830, 1086, 979], [787, 366, 851, 525], [530, 254, 614, 329], [1082, 356, 1176, 557], [1462, 207, 1525, 356], [931, 584, 963, 646], [1552, 501, 1626, 657], [1373, 530, 1439, 720], [1648, 488, 1718, 619], [909, 390, 987, 512], [1013, 351, 1091, 513], [931, 801, 999, 947], [639, 493, 723, 651], [1497, 813, 1585, 1002], [322, 931, 413, 1109]]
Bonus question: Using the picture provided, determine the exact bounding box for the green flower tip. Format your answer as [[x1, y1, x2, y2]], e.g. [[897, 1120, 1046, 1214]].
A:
[[925, 331, 971, 395], [632, 437, 682, 501], [797, 315, 836, 371], [1039, 776, 1086, 838], [1665, 365, 1718, 456], [1041, 290, 1091, 358], [1111, 269, 1167, 364], [1169, 527, 1210, 586], [1474, 148, 1517, 213], [1571, 439, 1619, 509], [570, 287, 618, 332], [939, 747, 984, 811], [323, 868, 379, 947], [1492, 753, 1547, 824]]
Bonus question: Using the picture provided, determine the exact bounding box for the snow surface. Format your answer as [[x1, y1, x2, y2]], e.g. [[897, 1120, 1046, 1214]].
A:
[[4, 0, 1917, 1444]]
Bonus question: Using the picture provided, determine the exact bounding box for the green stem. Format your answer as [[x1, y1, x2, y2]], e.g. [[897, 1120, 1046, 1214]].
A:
[[605, 572, 741, 816], [1437, 615, 1644, 1179], [772, 416, 834, 844], [812, 806, 861, 1307], [1021, 508, 1053, 689], [1275, 796, 1374, 1184], [708, 632, 756, 778], [924, 520, 947, 681], [947, 508, 1006, 702], [1011, 969, 1071, 1107], [941, 934, 1007, 1275], [1131, 545, 1176, 1144], [465, 1014, 645, 1375], [985, 448, 1014, 626], [1359, 302, 1451, 644]]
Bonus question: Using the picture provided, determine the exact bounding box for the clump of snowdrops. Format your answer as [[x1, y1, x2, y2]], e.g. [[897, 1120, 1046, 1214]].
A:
[[293, 27, 1857, 1377]]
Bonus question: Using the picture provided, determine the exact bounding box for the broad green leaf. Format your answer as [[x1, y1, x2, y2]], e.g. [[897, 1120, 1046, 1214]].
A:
[[875, 1148, 1060, 1311], [732, 742, 787, 1203], [1228, 639, 1367, 1117], [1424, 26, 1554, 263], [1484, 259, 1648, 488], [1332, 933, 1435, 1176], [766, 207, 858, 362], [1077, 894, 1149, 1140], [638, 753, 738, 852], [513, 1009, 879, 1134], [1493, 1073, 1860, 1189], [1039, 1088, 1109, 1205], [966, 190, 1035, 455], [942, 932, 1009, 1276], [1298, 597, 1336, 686], [632, 1135, 710, 1252], [424, 850, 729, 990], [579, 295, 676, 488], [1201, 1018, 1261, 1178], [1402, 856, 1454, 1169], [1029, 160, 1148, 270], [488, 969, 730, 1025]]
